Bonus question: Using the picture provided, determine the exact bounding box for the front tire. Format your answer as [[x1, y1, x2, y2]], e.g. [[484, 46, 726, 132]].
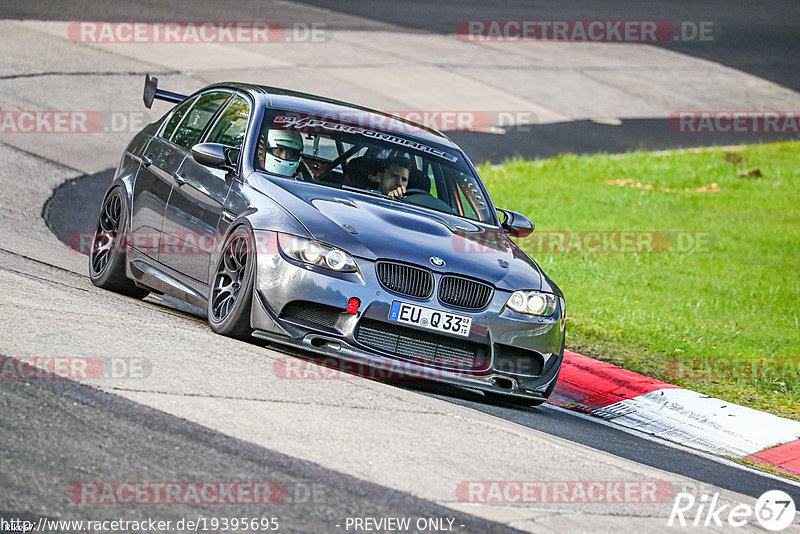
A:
[[88, 187, 149, 299], [208, 226, 256, 339]]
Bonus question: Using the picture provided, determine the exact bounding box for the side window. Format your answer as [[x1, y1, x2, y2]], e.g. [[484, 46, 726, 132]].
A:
[[161, 96, 196, 140], [205, 95, 251, 150], [171, 91, 232, 150]]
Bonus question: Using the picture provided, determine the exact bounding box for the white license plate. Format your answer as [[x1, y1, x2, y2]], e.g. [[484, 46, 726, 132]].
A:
[[388, 300, 472, 337]]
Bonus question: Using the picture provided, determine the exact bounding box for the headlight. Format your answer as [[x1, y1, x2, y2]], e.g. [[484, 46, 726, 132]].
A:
[[506, 290, 558, 317], [278, 234, 357, 272], [302, 242, 322, 263]]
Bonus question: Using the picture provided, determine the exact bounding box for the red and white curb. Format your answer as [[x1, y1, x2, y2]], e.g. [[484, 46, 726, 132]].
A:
[[550, 351, 800, 477]]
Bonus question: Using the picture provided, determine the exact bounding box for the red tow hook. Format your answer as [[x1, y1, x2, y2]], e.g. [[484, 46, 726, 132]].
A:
[[346, 298, 360, 315]]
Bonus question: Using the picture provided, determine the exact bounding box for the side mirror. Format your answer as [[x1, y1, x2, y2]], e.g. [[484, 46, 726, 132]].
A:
[[191, 143, 236, 173], [497, 208, 534, 238]]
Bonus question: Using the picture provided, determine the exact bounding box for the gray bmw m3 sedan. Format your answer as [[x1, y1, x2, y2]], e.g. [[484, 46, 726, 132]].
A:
[[89, 75, 566, 405]]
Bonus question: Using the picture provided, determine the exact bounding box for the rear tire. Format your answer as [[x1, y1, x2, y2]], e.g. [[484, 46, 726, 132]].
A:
[[208, 226, 255, 339], [88, 187, 149, 299]]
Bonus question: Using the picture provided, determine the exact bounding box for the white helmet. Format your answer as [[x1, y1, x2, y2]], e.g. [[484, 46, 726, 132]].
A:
[[264, 130, 303, 176]]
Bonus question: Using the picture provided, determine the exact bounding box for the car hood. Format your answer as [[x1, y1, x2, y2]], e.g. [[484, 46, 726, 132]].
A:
[[261, 178, 550, 292]]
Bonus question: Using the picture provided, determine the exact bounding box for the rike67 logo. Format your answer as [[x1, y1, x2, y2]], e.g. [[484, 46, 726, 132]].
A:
[[669, 490, 796, 531]]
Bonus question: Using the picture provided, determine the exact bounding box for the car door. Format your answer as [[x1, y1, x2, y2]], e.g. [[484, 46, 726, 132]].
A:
[[129, 95, 196, 257], [159, 92, 250, 283]]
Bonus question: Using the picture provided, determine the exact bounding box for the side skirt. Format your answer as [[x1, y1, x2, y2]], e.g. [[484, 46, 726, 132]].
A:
[[126, 246, 209, 308]]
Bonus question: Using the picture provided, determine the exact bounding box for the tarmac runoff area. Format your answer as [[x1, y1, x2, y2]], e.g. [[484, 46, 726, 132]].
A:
[[2, 6, 800, 533]]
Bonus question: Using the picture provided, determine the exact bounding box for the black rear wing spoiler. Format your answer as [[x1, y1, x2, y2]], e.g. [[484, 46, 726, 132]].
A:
[[143, 74, 187, 109]]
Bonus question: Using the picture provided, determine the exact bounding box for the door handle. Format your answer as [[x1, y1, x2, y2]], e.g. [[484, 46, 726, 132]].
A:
[[142, 155, 153, 167], [173, 173, 187, 186]]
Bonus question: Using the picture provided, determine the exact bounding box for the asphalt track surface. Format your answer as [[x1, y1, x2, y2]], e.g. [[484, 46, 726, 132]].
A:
[[299, 0, 800, 161], [296, 0, 800, 91], [3, 0, 797, 162], [4, 1, 800, 532], [0, 365, 521, 533], [4, 0, 798, 89]]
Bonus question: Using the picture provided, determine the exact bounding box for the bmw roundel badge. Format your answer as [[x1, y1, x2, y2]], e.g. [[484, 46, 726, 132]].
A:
[[429, 257, 446, 267]]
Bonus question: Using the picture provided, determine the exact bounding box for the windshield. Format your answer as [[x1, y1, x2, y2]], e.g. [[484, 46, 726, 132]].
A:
[[254, 109, 495, 224]]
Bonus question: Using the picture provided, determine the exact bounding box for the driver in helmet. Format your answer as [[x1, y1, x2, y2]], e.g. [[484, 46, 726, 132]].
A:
[[262, 129, 304, 177]]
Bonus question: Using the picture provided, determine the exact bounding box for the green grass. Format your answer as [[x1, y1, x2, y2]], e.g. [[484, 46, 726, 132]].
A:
[[478, 142, 800, 419]]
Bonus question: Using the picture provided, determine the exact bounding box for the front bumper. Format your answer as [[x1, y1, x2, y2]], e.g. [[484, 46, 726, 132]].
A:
[[249, 231, 565, 399]]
